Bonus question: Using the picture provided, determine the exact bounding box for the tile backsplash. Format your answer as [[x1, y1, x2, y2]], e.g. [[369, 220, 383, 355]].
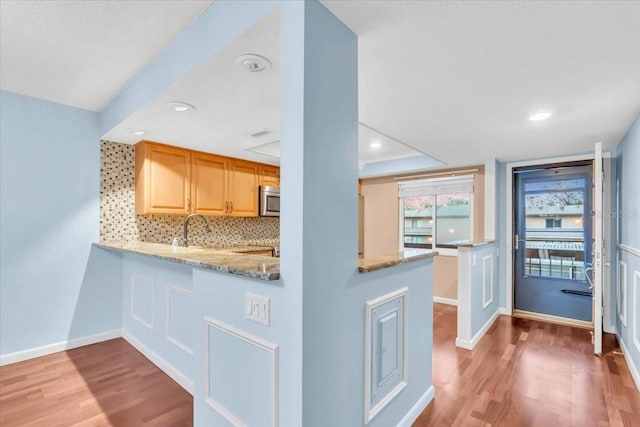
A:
[[100, 140, 279, 247]]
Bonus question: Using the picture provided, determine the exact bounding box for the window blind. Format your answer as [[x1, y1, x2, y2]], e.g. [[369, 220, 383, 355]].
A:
[[398, 176, 474, 197]]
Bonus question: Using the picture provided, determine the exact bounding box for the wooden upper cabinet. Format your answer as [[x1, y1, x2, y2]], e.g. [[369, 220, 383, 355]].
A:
[[228, 159, 259, 217], [259, 164, 280, 186], [135, 141, 191, 215], [135, 141, 263, 217], [191, 152, 227, 216]]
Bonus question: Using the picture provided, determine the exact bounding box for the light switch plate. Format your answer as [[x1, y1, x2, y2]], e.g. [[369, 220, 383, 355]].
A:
[[245, 292, 270, 326]]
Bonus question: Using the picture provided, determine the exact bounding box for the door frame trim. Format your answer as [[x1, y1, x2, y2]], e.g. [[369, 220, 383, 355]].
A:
[[512, 166, 594, 321], [504, 153, 611, 316]]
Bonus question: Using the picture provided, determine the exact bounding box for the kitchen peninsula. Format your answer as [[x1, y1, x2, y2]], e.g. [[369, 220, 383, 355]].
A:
[[93, 238, 436, 407]]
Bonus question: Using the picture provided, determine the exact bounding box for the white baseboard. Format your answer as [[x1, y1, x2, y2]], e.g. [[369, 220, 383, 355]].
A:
[[498, 307, 510, 316], [456, 308, 501, 350], [0, 329, 121, 366], [396, 385, 435, 427], [617, 334, 640, 392], [456, 337, 473, 349], [433, 296, 457, 306], [122, 329, 193, 395]]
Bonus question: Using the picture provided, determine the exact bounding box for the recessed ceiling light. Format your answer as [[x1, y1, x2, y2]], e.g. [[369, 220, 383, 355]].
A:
[[529, 112, 552, 121], [127, 128, 149, 136], [370, 141, 381, 149], [236, 54, 271, 73], [166, 101, 195, 113]]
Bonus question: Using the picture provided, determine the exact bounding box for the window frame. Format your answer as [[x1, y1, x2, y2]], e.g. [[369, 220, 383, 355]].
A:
[[398, 176, 474, 255]]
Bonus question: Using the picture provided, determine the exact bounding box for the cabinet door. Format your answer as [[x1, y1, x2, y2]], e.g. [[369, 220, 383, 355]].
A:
[[227, 160, 259, 217], [191, 152, 228, 216], [136, 142, 190, 214], [259, 164, 280, 186]]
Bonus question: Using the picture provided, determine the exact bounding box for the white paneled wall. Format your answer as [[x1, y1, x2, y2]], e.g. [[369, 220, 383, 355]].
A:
[[616, 245, 640, 391]]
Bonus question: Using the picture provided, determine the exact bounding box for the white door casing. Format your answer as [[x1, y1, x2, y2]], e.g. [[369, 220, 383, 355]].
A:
[[593, 142, 604, 355]]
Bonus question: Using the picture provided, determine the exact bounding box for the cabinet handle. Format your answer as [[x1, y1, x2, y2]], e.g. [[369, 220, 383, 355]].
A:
[[225, 201, 229, 213], [187, 198, 191, 211], [229, 201, 233, 213]]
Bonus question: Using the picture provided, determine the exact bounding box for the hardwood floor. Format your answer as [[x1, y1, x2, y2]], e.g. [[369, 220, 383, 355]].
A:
[[1, 307, 639, 426], [0, 339, 192, 427], [415, 303, 640, 426]]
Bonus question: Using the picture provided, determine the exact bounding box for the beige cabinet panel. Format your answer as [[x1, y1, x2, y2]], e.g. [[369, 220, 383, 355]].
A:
[[136, 141, 190, 215], [135, 141, 263, 217], [259, 164, 280, 186], [228, 160, 259, 217], [192, 152, 227, 216]]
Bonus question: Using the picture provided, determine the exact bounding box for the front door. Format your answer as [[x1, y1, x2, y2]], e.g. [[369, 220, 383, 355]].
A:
[[514, 164, 593, 321]]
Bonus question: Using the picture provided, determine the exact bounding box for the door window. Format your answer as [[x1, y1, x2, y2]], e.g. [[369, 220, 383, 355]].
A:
[[522, 177, 587, 281]]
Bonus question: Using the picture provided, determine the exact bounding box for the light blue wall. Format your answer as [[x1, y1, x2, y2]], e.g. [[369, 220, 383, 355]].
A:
[[340, 261, 434, 427], [456, 243, 500, 348], [0, 91, 122, 356], [285, 2, 433, 425], [616, 113, 640, 250], [468, 243, 500, 337], [192, 259, 434, 427], [615, 112, 640, 380], [295, 1, 360, 422], [121, 253, 194, 387], [192, 270, 296, 426]]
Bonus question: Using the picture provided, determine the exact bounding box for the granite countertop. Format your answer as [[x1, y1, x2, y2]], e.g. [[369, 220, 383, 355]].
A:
[[358, 249, 438, 273], [94, 241, 280, 281], [95, 241, 437, 280], [456, 240, 496, 248]]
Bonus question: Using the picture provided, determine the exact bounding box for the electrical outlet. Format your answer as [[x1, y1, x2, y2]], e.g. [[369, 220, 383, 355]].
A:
[[245, 292, 270, 326]]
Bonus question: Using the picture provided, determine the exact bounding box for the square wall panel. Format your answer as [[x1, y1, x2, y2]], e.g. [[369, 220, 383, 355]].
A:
[[166, 286, 194, 354], [364, 287, 408, 423], [204, 317, 278, 427], [131, 274, 154, 330], [634, 271, 640, 354], [618, 261, 628, 327]]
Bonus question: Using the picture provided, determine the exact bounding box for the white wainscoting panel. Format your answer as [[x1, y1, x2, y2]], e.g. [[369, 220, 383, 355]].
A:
[[131, 274, 154, 330], [618, 261, 628, 327], [204, 317, 279, 427], [482, 255, 494, 309], [634, 270, 640, 355], [364, 287, 408, 423], [166, 286, 194, 354], [122, 329, 193, 394]]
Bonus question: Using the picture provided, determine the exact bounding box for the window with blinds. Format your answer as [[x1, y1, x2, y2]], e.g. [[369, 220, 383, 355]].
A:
[[399, 176, 474, 250]]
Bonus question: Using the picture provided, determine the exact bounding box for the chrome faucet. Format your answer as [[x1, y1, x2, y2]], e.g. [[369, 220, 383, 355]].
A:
[[182, 214, 212, 247]]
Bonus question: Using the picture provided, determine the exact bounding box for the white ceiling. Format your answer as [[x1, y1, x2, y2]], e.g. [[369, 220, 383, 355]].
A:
[[2, 1, 639, 169], [101, 10, 427, 168], [0, 0, 212, 111], [323, 0, 640, 164]]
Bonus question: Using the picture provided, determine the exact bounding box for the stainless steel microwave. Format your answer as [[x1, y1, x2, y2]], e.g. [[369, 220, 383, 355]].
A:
[[259, 186, 280, 217]]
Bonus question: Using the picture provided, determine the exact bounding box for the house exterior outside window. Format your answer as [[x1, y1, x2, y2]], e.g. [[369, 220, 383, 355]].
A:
[[400, 176, 473, 253]]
